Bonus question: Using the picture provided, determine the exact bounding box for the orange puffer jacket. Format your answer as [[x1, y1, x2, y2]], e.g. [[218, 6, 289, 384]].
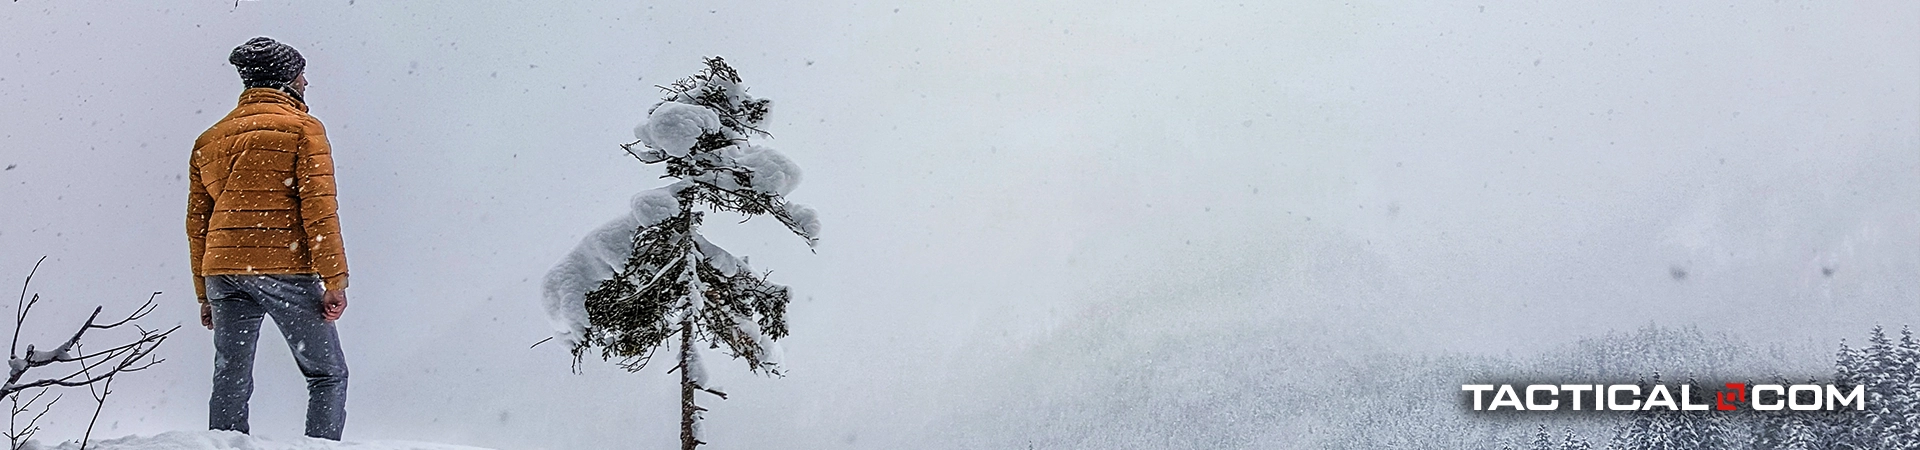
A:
[[187, 88, 348, 302]]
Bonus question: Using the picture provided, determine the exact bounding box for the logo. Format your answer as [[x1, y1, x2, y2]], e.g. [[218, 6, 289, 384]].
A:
[[1461, 383, 1864, 411]]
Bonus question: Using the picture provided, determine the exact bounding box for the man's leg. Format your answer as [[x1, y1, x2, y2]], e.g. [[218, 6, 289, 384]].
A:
[[258, 274, 349, 440], [207, 275, 267, 434]]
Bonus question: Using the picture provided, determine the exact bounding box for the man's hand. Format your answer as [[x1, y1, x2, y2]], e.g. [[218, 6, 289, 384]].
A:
[[322, 289, 347, 322], [201, 303, 214, 330]]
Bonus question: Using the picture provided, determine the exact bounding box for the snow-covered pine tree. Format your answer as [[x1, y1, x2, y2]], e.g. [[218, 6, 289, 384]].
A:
[[1559, 427, 1592, 450], [1529, 424, 1555, 450], [1834, 339, 1864, 390], [1610, 376, 1672, 450], [1827, 338, 1869, 449], [1664, 377, 1733, 449], [1880, 326, 1920, 449], [1775, 408, 1822, 450], [541, 56, 820, 450], [1864, 325, 1900, 441]]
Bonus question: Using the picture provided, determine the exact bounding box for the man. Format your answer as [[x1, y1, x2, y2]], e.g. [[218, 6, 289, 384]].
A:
[[188, 36, 351, 440]]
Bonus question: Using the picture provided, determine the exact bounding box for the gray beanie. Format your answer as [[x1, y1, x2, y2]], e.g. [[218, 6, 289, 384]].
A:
[[229, 37, 306, 89]]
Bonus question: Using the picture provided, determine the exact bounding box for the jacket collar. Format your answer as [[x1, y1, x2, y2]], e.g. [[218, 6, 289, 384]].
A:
[[238, 87, 309, 112]]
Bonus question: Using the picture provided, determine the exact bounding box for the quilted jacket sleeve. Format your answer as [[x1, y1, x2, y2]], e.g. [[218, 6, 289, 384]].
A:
[[295, 117, 350, 290], [187, 149, 214, 302]]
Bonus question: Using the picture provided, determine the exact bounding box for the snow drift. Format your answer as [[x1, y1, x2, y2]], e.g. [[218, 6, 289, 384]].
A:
[[31, 431, 493, 450]]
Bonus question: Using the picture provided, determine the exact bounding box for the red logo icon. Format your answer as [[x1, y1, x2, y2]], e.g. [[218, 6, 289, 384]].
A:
[[1715, 383, 1747, 411]]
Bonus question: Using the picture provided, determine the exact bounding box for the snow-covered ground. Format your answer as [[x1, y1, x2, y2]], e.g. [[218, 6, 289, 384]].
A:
[[31, 431, 493, 450]]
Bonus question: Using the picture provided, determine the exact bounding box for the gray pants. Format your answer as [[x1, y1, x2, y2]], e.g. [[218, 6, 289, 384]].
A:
[[207, 274, 349, 440]]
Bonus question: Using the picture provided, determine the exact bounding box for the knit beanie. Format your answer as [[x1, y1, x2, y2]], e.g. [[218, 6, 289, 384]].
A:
[[229, 37, 305, 89]]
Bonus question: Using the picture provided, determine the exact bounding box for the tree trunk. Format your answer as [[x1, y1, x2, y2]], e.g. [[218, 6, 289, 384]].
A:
[[679, 219, 708, 450], [679, 319, 700, 450]]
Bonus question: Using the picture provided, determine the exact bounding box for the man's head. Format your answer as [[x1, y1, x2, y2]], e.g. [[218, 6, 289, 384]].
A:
[[229, 36, 306, 93]]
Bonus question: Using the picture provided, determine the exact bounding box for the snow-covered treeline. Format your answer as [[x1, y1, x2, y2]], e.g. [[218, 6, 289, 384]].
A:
[[1596, 325, 1920, 450], [929, 317, 1920, 449]]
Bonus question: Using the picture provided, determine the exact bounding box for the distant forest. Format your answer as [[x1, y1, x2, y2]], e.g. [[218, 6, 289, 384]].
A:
[[1527, 325, 1920, 450], [935, 323, 1917, 449]]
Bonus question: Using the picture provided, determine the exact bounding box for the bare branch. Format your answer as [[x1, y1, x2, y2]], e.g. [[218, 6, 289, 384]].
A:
[[3, 300, 177, 395], [80, 357, 116, 450], [86, 293, 160, 330], [4, 260, 173, 449], [4, 388, 57, 450], [11, 256, 47, 361], [695, 384, 727, 400]]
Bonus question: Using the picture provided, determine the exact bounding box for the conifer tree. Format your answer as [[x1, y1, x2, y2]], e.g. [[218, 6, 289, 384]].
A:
[[1558, 427, 1592, 450], [544, 57, 820, 450], [1881, 326, 1920, 449], [1828, 339, 1869, 449], [1778, 415, 1821, 450], [1665, 377, 1732, 449], [1834, 339, 1864, 389], [1529, 424, 1555, 450], [1611, 375, 1674, 450], [1859, 325, 1902, 446]]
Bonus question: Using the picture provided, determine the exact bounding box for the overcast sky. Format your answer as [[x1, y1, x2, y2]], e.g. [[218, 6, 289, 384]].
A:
[[2, 1, 1916, 448]]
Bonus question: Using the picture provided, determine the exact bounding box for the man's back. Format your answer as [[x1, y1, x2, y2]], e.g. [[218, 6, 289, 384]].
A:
[[187, 87, 348, 300]]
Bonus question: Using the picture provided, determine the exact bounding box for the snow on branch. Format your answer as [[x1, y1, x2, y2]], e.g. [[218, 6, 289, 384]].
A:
[[3, 257, 177, 450], [4, 259, 177, 397], [545, 56, 815, 450]]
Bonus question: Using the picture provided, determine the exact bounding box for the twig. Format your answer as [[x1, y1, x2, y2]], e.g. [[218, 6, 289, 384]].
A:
[[11, 257, 46, 362], [80, 357, 114, 450], [4, 388, 55, 450]]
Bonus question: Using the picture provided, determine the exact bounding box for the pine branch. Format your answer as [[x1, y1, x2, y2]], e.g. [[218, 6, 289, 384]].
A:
[[681, 180, 816, 246]]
